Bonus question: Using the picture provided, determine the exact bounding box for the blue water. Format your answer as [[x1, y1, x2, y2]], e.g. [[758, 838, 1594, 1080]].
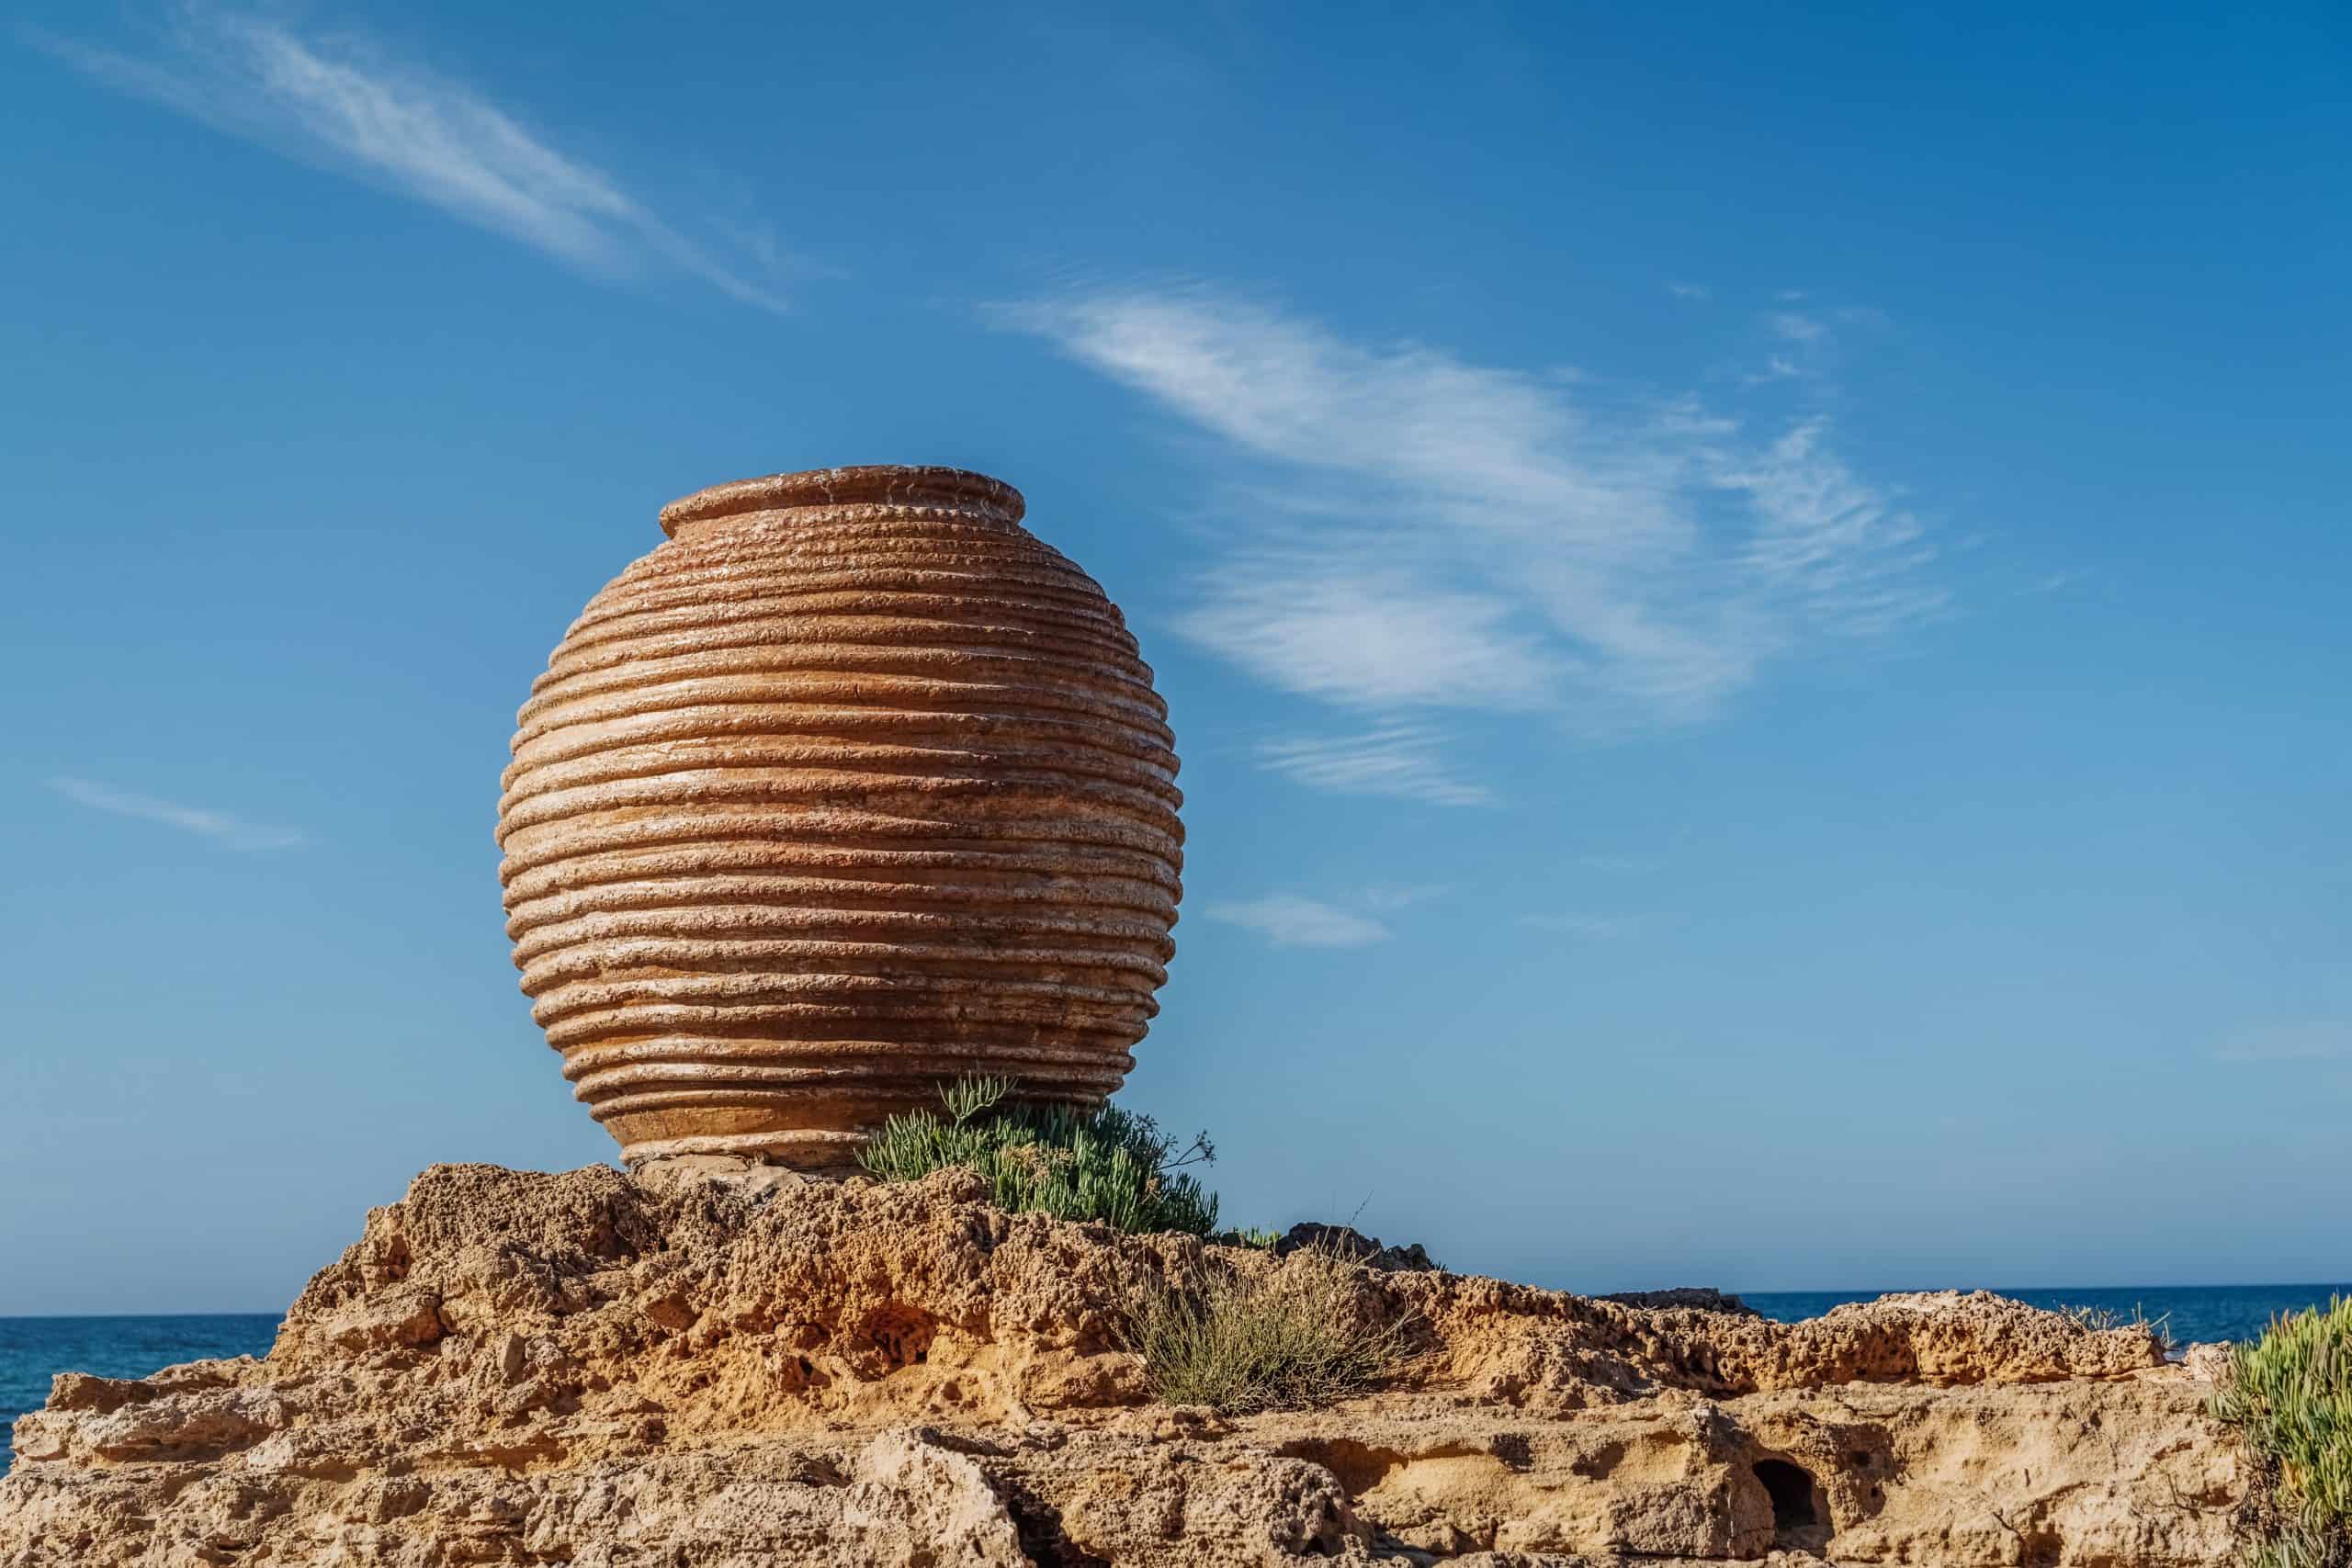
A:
[[2, 1315, 277, 1470], [4, 1287, 2345, 1472], [1745, 1283, 2351, 1348]]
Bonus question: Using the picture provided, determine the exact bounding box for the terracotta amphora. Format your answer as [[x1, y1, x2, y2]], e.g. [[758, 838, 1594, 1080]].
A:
[[496, 466, 1182, 1170]]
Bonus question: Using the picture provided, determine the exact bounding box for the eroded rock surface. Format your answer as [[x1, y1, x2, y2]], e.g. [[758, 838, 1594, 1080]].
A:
[[0, 1164, 2245, 1565]]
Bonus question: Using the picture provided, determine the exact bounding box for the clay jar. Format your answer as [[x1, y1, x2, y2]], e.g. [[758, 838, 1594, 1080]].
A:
[[496, 467, 1183, 1170]]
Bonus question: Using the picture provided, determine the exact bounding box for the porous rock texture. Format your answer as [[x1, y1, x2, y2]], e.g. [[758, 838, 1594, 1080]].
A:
[[498, 466, 1184, 1169], [0, 1164, 2245, 1566]]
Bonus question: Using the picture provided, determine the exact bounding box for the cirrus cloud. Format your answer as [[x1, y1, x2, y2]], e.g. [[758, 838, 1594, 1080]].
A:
[[1002, 286, 1947, 800], [1203, 895, 1392, 949], [35, 6, 797, 310], [49, 777, 305, 852]]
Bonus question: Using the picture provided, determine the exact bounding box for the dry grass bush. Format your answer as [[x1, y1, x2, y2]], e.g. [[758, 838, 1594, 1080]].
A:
[[2056, 1300, 2175, 1348], [1122, 1242, 1412, 1414]]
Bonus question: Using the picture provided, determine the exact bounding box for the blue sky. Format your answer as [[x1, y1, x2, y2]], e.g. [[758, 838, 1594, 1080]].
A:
[[5, 3, 2346, 1314]]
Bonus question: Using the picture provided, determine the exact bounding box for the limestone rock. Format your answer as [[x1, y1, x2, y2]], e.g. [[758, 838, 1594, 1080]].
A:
[[0, 1164, 2246, 1565], [497, 465, 1185, 1170], [2182, 1340, 2234, 1384]]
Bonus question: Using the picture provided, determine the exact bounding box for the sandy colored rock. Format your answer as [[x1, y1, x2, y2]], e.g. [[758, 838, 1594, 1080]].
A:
[[0, 1163, 2246, 1565], [2181, 1340, 2235, 1384], [498, 465, 1185, 1169]]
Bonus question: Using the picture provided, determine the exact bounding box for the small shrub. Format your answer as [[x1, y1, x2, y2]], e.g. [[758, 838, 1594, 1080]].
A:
[[858, 1076, 1220, 1236], [1213, 1225, 1283, 1251], [1122, 1244, 1411, 1414], [2211, 1296, 2352, 1568], [2057, 1301, 2175, 1348]]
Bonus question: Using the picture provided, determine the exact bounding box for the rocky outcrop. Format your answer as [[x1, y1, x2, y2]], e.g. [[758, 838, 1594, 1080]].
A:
[[1599, 1288, 1757, 1315], [1277, 1222, 1442, 1272], [0, 1164, 2246, 1565], [498, 464, 1186, 1170]]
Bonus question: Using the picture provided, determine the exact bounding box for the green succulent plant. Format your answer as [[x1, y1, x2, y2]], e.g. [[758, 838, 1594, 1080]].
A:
[[857, 1075, 1221, 1237], [2211, 1296, 2352, 1568]]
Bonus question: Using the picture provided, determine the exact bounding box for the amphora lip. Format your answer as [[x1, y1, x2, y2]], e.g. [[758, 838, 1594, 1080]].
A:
[[658, 465, 1024, 537]]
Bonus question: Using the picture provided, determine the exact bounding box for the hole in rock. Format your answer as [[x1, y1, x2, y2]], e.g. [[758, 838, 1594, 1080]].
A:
[[1754, 1458, 1820, 1535], [996, 1474, 1114, 1568], [772, 1354, 820, 1394], [857, 1304, 937, 1371], [1570, 1439, 1625, 1480], [1273, 1438, 1407, 1495], [2019, 1526, 2064, 1567]]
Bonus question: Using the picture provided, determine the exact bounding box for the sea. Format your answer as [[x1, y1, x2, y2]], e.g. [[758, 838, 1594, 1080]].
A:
[[4, 1285, 2346, 1471], [3, 1315, 277, 1471]]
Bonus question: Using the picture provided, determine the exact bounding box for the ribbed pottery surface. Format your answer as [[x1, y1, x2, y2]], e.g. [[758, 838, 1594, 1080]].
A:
[[496, 467, 1182, 1168]]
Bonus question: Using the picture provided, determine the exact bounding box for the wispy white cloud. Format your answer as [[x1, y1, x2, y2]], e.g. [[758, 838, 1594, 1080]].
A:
[[1714, 417, 1941, 637], [1668, 281, 1712, 300], [1358, 882, 1454, 912], [1185, 566, 1562, 711], [1256, 724, 1498, 807], [36, 7, 793, 310], [1203, 895, 1391, 949], [50, 777, 305, 851], [1004, 287, 1946, 794], [1735, 301, 1888, 386], [1520, 911, 1639, 938], [1741, 355, 1804, 386], [2215, 1023, 2352, 1064]]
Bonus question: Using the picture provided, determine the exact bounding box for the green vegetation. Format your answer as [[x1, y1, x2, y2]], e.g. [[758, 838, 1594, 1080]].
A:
[[1214, 1224, 1283, 1251], [2211, 1297, 2352, 1568], [861, 1077, 1396, 1413], [857, 1075, 1220, 1236], [1121, 1242, 1411, 1414]]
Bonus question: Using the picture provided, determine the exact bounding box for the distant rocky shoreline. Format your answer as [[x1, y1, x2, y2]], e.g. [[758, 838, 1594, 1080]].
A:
[[0, 1161, 2249, 1564]]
